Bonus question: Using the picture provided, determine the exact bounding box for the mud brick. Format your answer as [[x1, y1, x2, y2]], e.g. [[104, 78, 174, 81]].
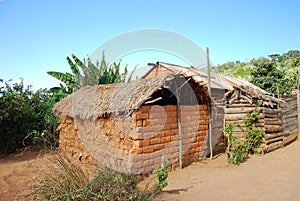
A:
[[199, 119, 209, 125], [163, 124, 171, 131], [161, 136, 171, 143], [154, 143, 164, 151], [148, 118, 160, 126], [191, 147, 199, 154], [150, 105, 164, 112], [143, 119, 151, 127], [133, 140, 143, 147], [190, 142, 198, 149], [168, 111, 177, 118], [150, 124, 164, 132], [198, 130, 207, 136], [170, 123, 178, 129], [141, 105, 150, 113], [150, 138, 161, 145], [181, 115, 190, 121], [137, 113, 149, 120], [131, 113, 137, 121], [169, 134, 175, 141], [156, 132, 164, 138], [141, 139, 150, 146], [152, 110, 166, 118], [190, 137, 197, 143], [165, 105, 176, 111], [132, 132, 143, 140], [163, 130, 172, 137], [132, 160, 143, 169], [143, 145, 154, 153], [136, 120, 143, 127], [129, 147, 143, 154], [167, 116, 177, 124], [143, 159, 154, 167], [143, 130, 157, 138]]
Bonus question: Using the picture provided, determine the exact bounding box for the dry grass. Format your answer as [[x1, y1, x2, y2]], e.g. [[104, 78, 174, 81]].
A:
[[31, 152, 89, 200], [30, 152, 159, 201]]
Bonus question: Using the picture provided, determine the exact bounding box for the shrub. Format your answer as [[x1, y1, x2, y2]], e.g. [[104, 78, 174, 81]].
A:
[[0, 79, 59, 154], [244, 109, 264, 154], [224, 123, 248, 164], [224, 108, 264, 164]]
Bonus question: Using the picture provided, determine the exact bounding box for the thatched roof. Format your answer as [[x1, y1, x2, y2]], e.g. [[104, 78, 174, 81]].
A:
[[53, 74, 207, 120]]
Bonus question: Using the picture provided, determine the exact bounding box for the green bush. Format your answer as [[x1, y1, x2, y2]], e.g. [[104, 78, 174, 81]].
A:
[[224, 123, 248, 164], [244, 110, 264, 154], [224, 108, 264, 164], [0, 79, 59, 154]]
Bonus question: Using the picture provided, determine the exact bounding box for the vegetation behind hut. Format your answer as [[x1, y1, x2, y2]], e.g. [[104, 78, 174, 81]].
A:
[[47, 52, 136, 102], [212, 50, 300, 96]]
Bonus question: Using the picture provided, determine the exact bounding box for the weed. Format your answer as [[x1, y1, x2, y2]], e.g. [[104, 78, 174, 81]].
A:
[[155, 156, 169, 190]]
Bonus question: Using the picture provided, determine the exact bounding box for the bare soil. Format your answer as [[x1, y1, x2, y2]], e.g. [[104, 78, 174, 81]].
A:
[[0, 148, 56, 201], [1, 141, 300, 201], [157, 140, 300, 201]]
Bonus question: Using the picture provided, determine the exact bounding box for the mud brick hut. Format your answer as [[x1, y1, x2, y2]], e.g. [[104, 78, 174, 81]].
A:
[[142, 62, 299, 154], [53, 74, 211, 173]]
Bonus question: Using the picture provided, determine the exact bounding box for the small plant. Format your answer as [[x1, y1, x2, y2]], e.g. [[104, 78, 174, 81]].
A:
[[224, 123, 248, 164], [155, 156, 169, 190], [224, 108, 264, 164], [244, 108, 264, 154]]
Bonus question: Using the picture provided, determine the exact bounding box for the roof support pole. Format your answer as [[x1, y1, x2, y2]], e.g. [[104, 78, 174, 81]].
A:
[[206, 47, 213, 159], [175, 80, 183, 169]]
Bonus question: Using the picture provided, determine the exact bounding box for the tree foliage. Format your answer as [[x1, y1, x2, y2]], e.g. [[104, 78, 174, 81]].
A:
[[212, 61, 253, 80], [250, 55, 300, 96], [0, 79, 58, 154], [213, 50, 300, 96]]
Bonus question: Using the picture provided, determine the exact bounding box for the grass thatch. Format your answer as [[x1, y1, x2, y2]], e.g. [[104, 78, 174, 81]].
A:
[[53, 75, 176, 120]]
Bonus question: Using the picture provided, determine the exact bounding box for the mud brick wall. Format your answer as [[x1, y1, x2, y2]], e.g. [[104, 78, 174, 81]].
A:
[[129, 105, 209, 172], [57, 116, 96, 164], [58, 104, 209, 173]]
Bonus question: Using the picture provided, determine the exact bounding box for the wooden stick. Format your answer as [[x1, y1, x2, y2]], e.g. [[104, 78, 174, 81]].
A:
[[144, 97, 162, 104]]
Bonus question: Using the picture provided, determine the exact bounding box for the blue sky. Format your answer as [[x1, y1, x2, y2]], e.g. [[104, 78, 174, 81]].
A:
[[1, 0, 299, 89]]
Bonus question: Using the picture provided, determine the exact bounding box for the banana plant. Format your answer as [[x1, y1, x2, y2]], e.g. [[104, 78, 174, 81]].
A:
[[47, 52, 136, 101]]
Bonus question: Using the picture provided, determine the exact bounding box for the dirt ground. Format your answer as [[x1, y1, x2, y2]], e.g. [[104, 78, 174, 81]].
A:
[[0, 148, 56, 201], [157, 140, 300, 201], [1, 141, 300, 201]]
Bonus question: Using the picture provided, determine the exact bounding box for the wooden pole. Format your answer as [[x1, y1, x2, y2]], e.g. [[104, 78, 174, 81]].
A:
[[206, 47, 213, 159], [175, 80, 183, 169]]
